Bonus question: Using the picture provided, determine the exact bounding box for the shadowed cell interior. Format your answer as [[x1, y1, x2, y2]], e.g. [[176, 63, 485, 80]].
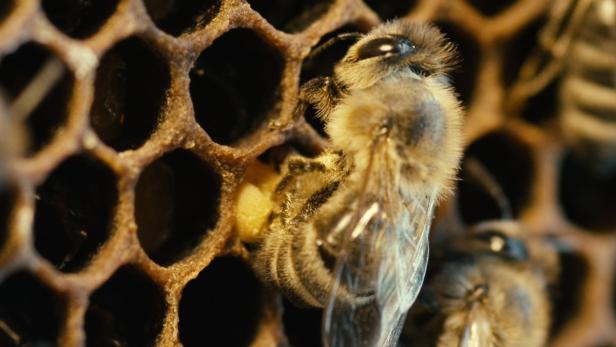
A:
[[41, 0, 120, 38], [91, 37, 170, 152], [143, 0, 221, 37], [190, 29, 283, 146], [33, 154, 117, 273], [135, 149, 221, 266], [0, 272, 65, 346], [85, 266, 166, 347], [247, 0, 333, 32], [179, 257, 263, 347]]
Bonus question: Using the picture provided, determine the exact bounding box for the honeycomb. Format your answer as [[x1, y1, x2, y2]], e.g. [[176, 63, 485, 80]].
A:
[[0, 0, 614, 346]]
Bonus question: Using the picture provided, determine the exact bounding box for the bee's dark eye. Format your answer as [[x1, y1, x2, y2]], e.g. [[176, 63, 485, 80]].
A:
[[475, 230, 529, 261], [356, 36, 415, 61]]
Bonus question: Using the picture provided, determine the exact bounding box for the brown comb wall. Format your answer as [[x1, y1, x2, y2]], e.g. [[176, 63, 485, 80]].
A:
[[0, 0, 613, 346]]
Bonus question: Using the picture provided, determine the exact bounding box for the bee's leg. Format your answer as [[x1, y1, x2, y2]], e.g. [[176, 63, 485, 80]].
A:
[[274, 152, 343, 201], [299, 76, 343, 121]]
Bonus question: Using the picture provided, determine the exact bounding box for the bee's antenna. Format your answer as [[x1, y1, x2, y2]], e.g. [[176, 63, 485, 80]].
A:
[[307, 33, 363, 60], [464, 157, 513, 220]]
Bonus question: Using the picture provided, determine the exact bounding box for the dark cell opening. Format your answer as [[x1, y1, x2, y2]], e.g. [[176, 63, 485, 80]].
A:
[[0, 43, 73, 156], [364, 0, 417, 20], [33, 155, 117, 272], [549, 252, 587, 339], [0, 187, 15, 251], [179, 257, 263, 347], [503, 16, 547, 88], [457, 132, 534, 225], [85, 266, 166, 347], [434, 23, 479, 106], [190, 29, 283, 146], [135, 150, 221, 266], [41, 0, 120, 38], [300, 24, 366, 137], [282, 298, 323, 347], [0, 1, 14, 23], [91, 37, 170, 152], [466, 0, 516, 16], [247, 0, 333, 32], [519, 76, 559, 125], [0, 272, 65, 346], [559, 152, 616, 231], [144, 0, 221, 37]]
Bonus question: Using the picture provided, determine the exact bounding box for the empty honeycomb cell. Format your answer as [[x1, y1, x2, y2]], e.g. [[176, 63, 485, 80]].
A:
[[300, 24, 366, 137], [135, 150, 221, 266], [179, 257, 263, 347], [364, 0, 417, 20], [457, 132, 534, 225], [549, 252, 588, 338], [434, 23, 480, 106], [91, 37, 170, 152], [246, 0, 333, 32], [467, 0, 516, 16], [190, 29, 283, 146], [559, 152, 616, 231], [281, 298, 322, 347], [41, 0, 120, 39], [0, 271, 65, 346], [0, 43, 73, 157], [33, 154, 117, 272], [0, 187, 15, 251], [143, 0, 221, 37], [84, 266, 166, 347]]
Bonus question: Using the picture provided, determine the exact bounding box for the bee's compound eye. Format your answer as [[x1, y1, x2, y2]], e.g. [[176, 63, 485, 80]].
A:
[[356, 36, 415, 61], [476, 230, 529, 261]]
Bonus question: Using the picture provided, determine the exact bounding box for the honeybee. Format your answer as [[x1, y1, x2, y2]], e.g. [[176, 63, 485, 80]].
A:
[[250, 20, 463, 346], [400, 221, 559, 347], [508, 0, 616, 174]]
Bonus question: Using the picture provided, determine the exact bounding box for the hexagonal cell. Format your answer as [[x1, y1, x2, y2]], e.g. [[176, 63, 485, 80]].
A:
[[0, 187, 15, 251], [559, 152, 616, 231], [247, 0, 333, 32], [282, 298, 322, 347], [144, 0, 221, 37], [434, 23, 480, 106], [300, 24, 366, 137], [179, 257, 263, 346], [457, 132, 534, 225], [41, 0, 120, 39], [549, 252, 587, 339], [135, 150, 221, 266], [467, 0, 516, 16], [364, 0, 417, 20], [0, 271, 65, 346], [0, 43, 73, 157], [33, 154, 117, 272], [85, 266, 166, 347], [190, 29, 283, 146], [91, 37, 170, 152]]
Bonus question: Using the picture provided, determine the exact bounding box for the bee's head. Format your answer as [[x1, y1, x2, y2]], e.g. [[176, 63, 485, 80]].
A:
[[334, 20, 458, 90]]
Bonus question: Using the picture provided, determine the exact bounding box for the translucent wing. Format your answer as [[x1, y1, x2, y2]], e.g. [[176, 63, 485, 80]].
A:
[[321, 135, 437, 347]]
